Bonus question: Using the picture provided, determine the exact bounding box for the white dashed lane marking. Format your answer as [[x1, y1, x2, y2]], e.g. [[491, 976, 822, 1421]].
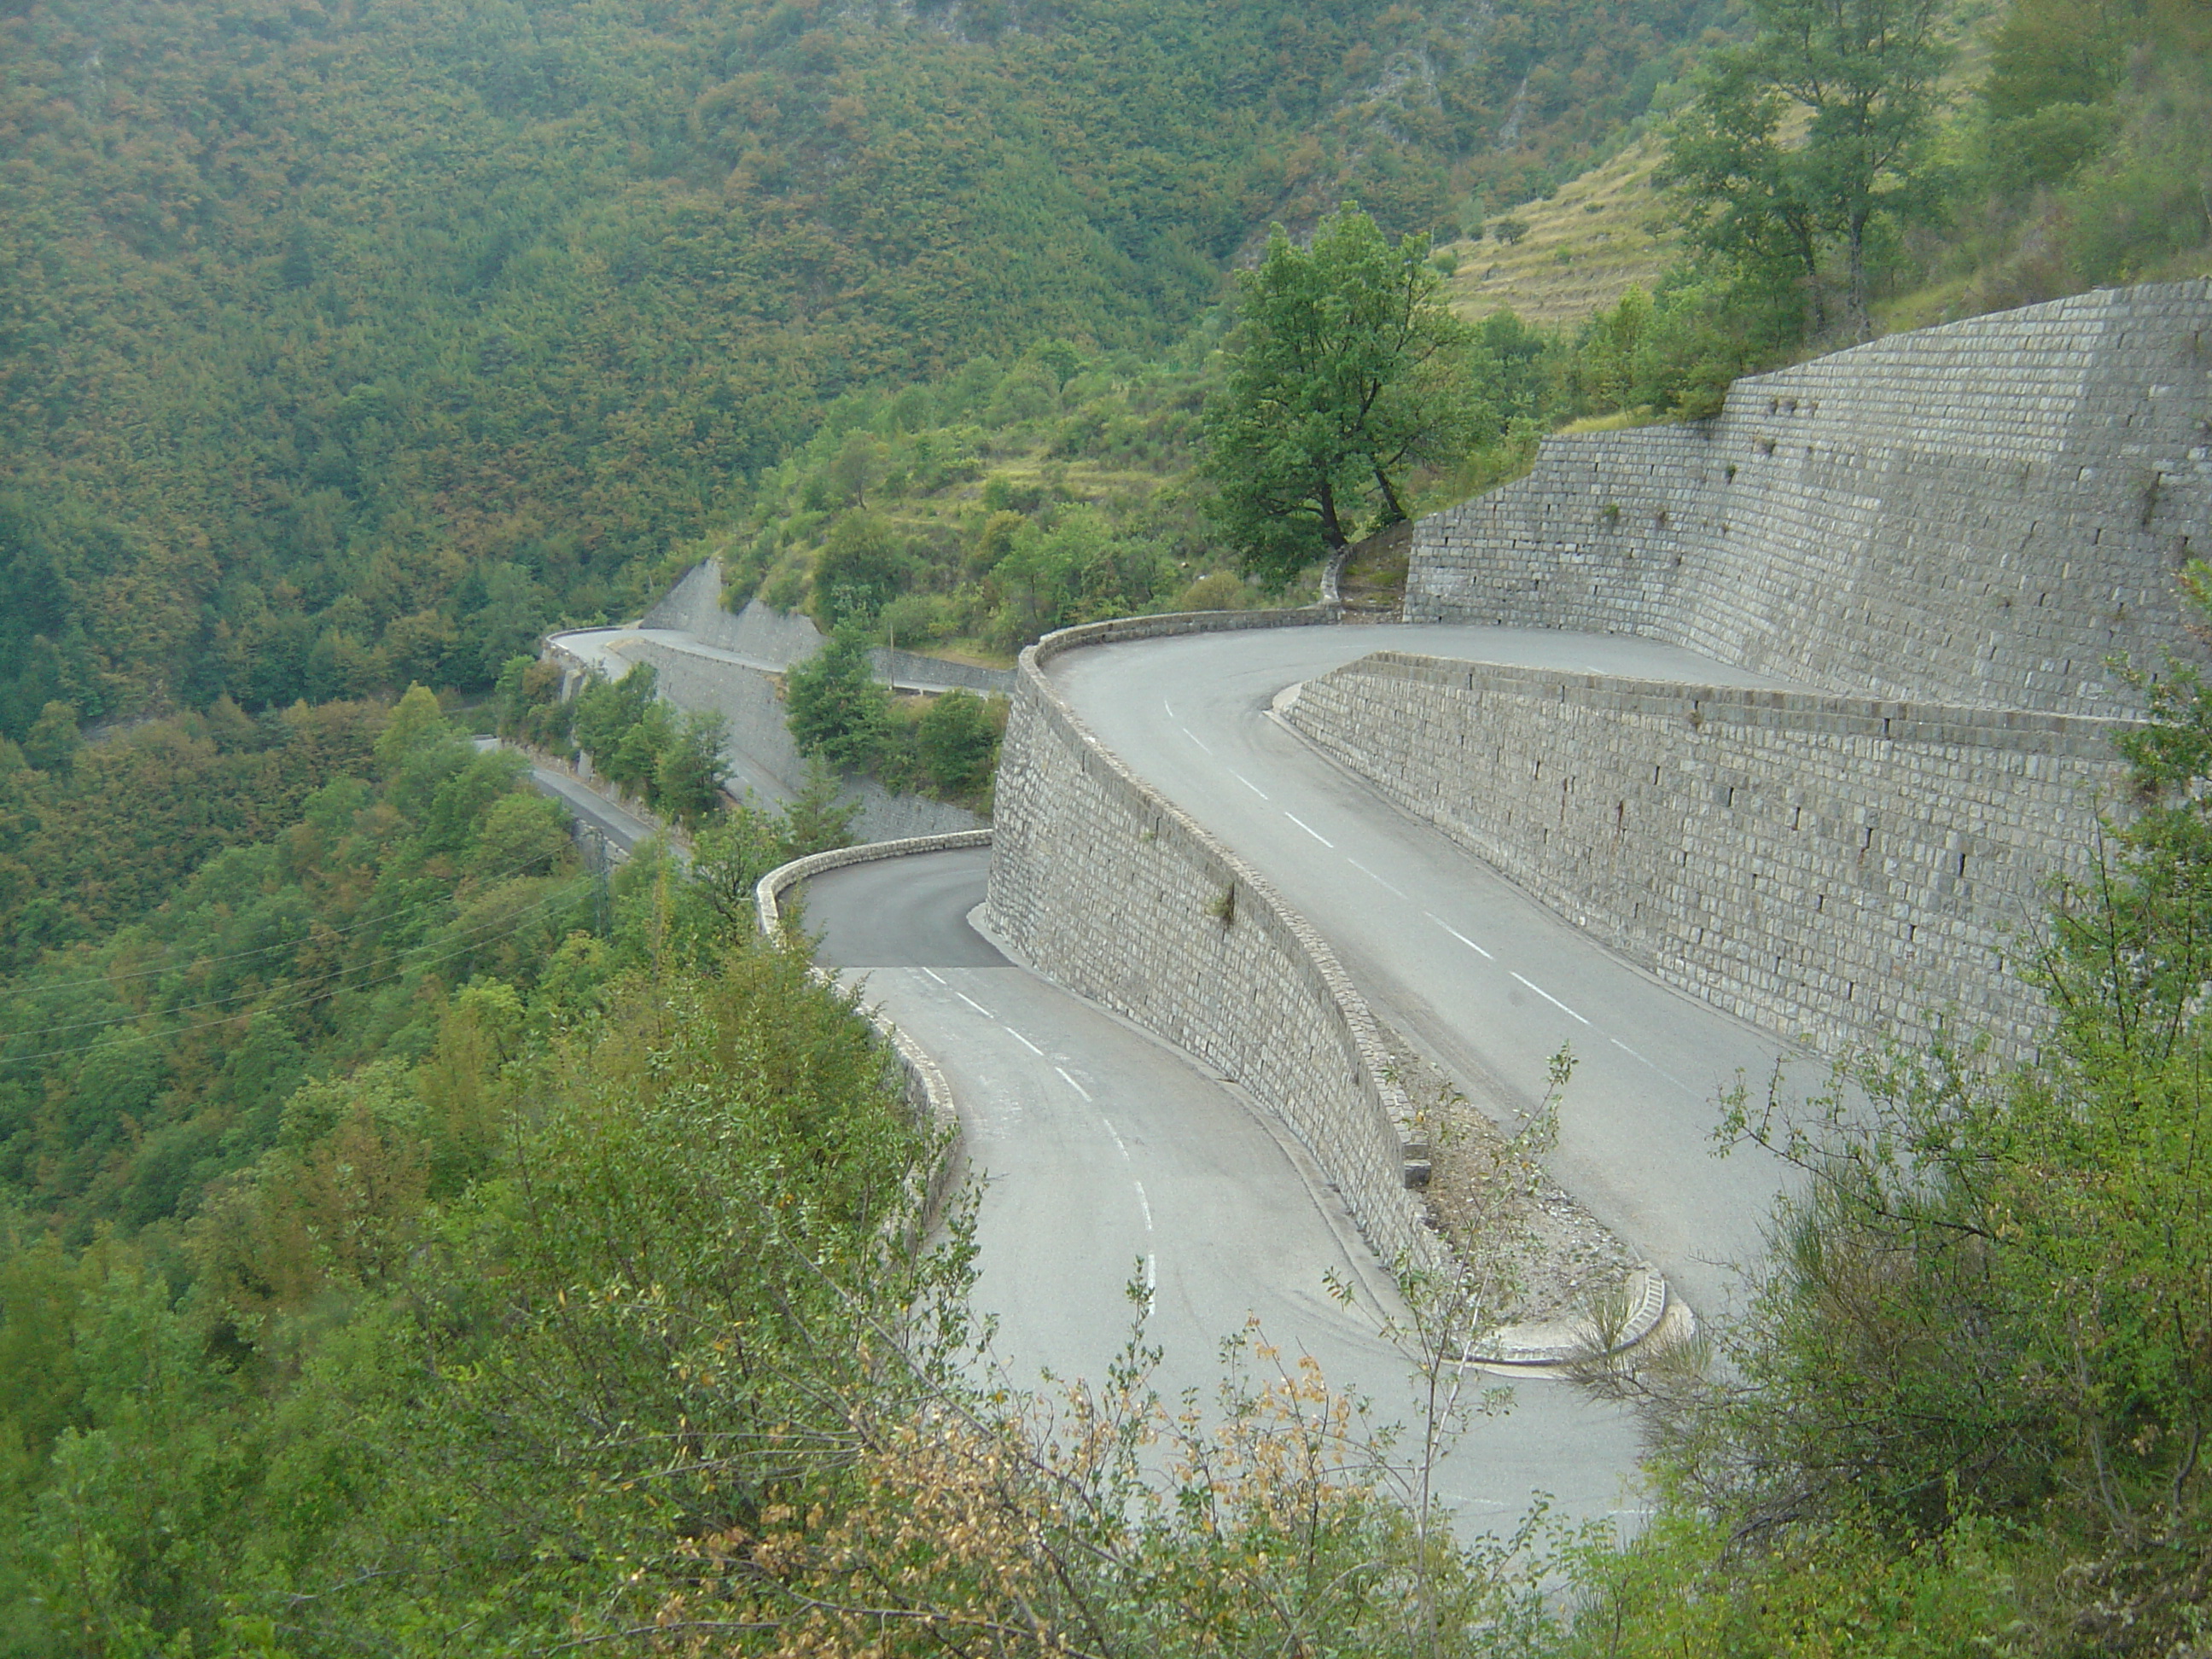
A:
[[1005, 1027, 1044, 1056], [918, 966, 947, 985], [957, 992, 995, 1018], [1133, 1181, 1153, 1231], [1512, 971, 1591, 1026], [1348, 858, 1406, 899], [1423, 911, 1494, 959], [1284, 812, 1334, 847], [1610, 1037, 1702, 1100], [1054, 1065, 1093, 1102], [1230, 769, 1269, 799]]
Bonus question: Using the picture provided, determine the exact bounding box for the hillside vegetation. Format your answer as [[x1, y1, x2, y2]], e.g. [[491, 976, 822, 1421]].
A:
[[5, 0, 2212, 1650], [1441, 136, 1680, 330], [1506, 0, 2212, 425], [0, 0, 1727, 743]]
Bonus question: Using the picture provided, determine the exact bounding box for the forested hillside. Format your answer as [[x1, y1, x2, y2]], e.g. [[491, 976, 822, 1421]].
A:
[[0, 0, 1724, 740]]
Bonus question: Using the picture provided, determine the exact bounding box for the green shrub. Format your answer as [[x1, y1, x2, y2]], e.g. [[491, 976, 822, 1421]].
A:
[[916, 690, 1004, 801], [784, 624, 892, 773]]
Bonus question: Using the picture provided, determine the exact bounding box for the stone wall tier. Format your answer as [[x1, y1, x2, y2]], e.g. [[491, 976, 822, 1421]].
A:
[[1409, 281, 2212, 720], [1285, 650, 2137, 1060]]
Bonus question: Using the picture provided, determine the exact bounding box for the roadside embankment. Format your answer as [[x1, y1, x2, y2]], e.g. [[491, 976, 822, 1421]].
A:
[[757, 831, 993, 1240]]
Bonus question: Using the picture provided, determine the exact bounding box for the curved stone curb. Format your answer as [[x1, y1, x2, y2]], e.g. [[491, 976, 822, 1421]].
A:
[[756, 831, 994, 1241], [1470, 1266, 1673, 1368]]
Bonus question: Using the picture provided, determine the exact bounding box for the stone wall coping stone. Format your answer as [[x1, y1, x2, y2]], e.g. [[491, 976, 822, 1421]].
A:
[[1347, 650, 2146, 757]]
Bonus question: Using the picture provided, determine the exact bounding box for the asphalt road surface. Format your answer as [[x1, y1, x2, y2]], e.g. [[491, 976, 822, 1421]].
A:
[[1051, 624, 1813, 1322], [474, 736, 661, 858], [804, 847, 1654, 1531]]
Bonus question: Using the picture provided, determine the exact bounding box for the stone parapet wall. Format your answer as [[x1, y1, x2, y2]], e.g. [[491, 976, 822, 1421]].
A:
[[755, 832, 995, 1242], [1287, 651, 2137, 1058], [984, 607, 1440, 1268], [1409, 282, 2212, 719]]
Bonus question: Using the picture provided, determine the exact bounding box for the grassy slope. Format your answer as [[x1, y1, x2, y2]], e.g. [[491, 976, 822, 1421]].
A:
[[1439, 137, 1679, 329]]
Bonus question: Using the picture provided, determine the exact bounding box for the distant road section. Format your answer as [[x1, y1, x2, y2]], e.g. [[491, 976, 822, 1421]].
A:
[[544, 624, 985, 841], [474, 736, 658, 858]]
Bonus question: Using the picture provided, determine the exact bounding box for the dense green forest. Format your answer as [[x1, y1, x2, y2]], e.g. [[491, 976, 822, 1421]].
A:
[[0, 0, 1729, 743], [5, 594, 2212, 1652]]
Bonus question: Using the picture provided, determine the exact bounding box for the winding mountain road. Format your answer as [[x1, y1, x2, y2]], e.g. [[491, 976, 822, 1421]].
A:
[[1049, 624, 1807, 1321], [802, 846, 1652, 1528], [544, 608, 1821, 1528]]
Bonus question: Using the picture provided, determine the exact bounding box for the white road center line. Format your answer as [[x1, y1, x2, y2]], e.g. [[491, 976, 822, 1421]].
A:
[[1162, 699, 1174, 718], [1100, 1117, 1130, 1156], [1144, 1252, 1157, 1294], [1179, 725, 1214, 754], [1229, 769, 1269, 799], [918, 966, 947, 985], [1423, 911, 1493, 958], [957, 992, 995, 1018], [1055, 1065, 1094, 1103], [1609, 1037, 1700, 1099], [1005, 1027, 1044, 1055], [1284, 812, 1334, 847], [1132, 1180, 1153, 1231], [1511, 971, 1591, 1025], [1348, 858, 1406, 898]]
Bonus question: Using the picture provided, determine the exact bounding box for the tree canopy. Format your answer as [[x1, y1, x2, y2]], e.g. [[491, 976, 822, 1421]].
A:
[[1202, 207, 1483, 585], [0, 0, 1714, 737], [1662, 0, 1953, 340]]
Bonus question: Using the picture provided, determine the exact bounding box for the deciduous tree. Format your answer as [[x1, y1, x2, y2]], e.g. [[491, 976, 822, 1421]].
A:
[[1663, 0, 1952, 341], [1202, 207, 1483, 587]]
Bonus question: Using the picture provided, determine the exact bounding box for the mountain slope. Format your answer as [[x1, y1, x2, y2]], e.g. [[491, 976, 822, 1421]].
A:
[[0, 0, 1723, 735]]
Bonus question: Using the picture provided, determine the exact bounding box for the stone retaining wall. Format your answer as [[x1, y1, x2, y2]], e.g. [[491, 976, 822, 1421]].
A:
[[1287, 651, 2137, 1057], [1409, 282, 2212, 719], [643, 561, 1015, 693], [984, 607, 1441, 1269]]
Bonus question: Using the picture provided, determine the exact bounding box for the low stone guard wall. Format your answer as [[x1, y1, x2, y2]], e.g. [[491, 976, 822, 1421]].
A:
[[757, 831, 993, 1239], [984, 605, 1443, 1271], [1286, 650, 2137, 1059]]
